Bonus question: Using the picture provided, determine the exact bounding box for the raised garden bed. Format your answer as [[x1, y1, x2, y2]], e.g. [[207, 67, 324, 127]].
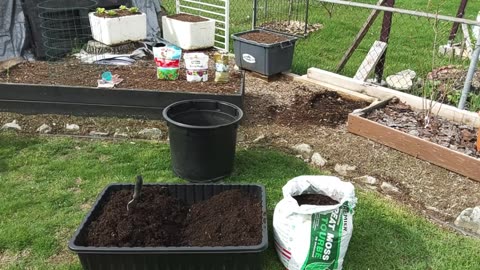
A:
[[0, 61, 244, 119], [69, 183, 267, 270], [348, 98, 480, 182]]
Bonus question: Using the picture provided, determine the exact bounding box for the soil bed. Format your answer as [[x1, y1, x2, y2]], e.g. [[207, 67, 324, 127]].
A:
[[94, 10, 141, 18], [168, 13, 209, 22], [365, 98, 479, 158], [294, 194, 339, 206], [80, 188, 262, 247], [240, 31, 289, 44], [268, 89, 370, 127], [0, 60, 241, 94]]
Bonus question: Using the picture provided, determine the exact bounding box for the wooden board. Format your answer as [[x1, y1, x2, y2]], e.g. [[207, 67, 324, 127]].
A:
[[348, 113, 480, 182], [353, 41, 387, 81]]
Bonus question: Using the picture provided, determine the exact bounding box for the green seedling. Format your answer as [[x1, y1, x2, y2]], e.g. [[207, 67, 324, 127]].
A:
[[129, 7, 140, 13], [119, 5, 128, 10], [96, 7, 106, 14], [107, 10, 118, 16]]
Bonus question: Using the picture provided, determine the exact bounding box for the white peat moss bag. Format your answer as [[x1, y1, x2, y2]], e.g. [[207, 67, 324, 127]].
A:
[[274, 176, 357, 270]]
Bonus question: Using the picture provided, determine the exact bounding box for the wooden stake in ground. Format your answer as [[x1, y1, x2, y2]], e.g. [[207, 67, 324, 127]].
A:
[[477, 112, 480, 151]]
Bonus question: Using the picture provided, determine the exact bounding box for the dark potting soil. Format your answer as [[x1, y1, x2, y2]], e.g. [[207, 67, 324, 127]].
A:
[[183, 189, 263, 246], [168, 13, 209, 22], [366, 98, 480, 158], [268, 89, 370, 127], [82, 186, 188, 247], [240, 31, 290, 44], [294, 194, 339, 206], [0, 60, 241, 94], [94, 9, 141, 18], [80, 188, 262, 247]]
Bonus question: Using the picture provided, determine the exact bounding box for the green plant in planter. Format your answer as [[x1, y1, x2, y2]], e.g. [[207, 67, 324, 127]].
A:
[[96, 7, 106, 15], [129, 7, 140, 13], [119, 5, 128, 10], [106, 10, 118, 16]]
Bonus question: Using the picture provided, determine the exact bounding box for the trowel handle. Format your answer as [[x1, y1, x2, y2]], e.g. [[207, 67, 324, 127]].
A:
[[133, 175, 143, 200]]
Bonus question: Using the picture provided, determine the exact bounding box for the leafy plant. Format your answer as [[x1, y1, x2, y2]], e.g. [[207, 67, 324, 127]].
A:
[[129, 7, 139, 13], [119, 5, 128, 10], [107, 10, 118, 16], [96, 7, 106, 14], [468, 93, 480, 112]]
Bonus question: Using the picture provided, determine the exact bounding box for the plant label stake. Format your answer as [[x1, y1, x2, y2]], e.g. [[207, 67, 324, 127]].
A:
[[127, 175, 143, 212]]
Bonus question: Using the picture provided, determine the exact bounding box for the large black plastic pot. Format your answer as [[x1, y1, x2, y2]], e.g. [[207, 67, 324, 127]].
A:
[[163, 100, 243, 182]]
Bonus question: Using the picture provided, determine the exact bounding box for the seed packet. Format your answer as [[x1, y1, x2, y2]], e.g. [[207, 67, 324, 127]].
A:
[[157, 67, 179, 80], [214, 52, 229, 83], [186, 69, 208, 82]]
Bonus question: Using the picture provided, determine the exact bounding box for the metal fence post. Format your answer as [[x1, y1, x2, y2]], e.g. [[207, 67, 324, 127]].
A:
[[459, 37, 480, 109], [374, 0, 395, 83], [253, 0, 258, 30]]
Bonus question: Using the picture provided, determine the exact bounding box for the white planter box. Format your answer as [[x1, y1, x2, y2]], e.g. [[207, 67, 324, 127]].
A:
[[162, 16, 215, 50], [89, 12, 147, 45]]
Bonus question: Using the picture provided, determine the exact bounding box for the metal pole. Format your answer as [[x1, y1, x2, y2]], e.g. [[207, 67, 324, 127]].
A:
[[374, 0, 395, 83], [253, 0, 258, 29], [448, 0, 469, 44], [304, 0, 310, 36], [458, 37, 480, 109], [225, 0, 230, 52], [316, 0, 480, 26]]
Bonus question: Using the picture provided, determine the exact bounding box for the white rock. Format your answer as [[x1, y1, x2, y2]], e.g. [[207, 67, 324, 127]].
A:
[[89, 131, 109, 137], [408, 130, 420, 137], [36, 124, 52, 134], [292, 143, 313, 159], [355, 175, 378, 185], [253, 134, 266, 143], [66, 124, 80, 131], [454, 207, 480, 235], [138, 128, 162, 140], [2, 120, 21, 131], [334, 164, 357, 176], [311, 152, 327, 167], [397, 69, 417, 80], [386, 74, 413, 91], [381, 182, 400, 193], [113, 131, 129, 138]]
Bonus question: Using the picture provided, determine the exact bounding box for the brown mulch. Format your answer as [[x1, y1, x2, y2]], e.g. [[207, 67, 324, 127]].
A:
[[0, 60, 241, 94], [365, 98, 479, 158], [239, 31, 290, 44], [167, 13, 209, 22]]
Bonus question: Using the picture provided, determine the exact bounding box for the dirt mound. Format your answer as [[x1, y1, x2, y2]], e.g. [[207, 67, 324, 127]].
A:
[[183, 189, 263, 246]]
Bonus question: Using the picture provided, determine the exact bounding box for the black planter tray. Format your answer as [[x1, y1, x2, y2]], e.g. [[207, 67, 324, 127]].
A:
[[0, 73, 244, 119], [69, 183, 268, 270]]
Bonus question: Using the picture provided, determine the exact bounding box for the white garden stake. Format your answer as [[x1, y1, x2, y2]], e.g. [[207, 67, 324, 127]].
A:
[[273, 176, 357, 270]]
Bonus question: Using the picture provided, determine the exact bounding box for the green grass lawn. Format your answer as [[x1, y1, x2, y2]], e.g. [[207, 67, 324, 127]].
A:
[[0, 133, 479, 269]]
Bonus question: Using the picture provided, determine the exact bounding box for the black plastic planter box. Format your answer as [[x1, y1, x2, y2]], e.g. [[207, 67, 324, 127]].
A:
[[69, 183, 268, 270], [0, 73, 244, 119], [233, 29, 297, 76]]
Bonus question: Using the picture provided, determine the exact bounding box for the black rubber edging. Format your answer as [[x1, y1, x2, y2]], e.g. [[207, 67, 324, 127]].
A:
[[0, 73, 245, 120]]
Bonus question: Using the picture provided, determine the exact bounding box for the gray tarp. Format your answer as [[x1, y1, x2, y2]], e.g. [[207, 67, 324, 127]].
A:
[[132, 0, 161, 41], [0, 0, 27, 61]]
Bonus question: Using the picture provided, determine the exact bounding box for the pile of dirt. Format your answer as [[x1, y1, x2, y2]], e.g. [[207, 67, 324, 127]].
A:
[[168, 13, 209, 22], [293, 194, 339, 206], [183, 189, 263, 246], [94, 9, 141, 18], [259, 21, 323, 36], [240, 31, 289, 44], [83, 186, 188, 247], [366, 98, 479, 158], [80, 188, 263, 247], [0, 60, 241, 94], [270, 89, 370, 127]]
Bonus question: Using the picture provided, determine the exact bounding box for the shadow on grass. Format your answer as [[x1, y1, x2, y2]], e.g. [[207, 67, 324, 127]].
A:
[[0, 133, 42, 173]]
